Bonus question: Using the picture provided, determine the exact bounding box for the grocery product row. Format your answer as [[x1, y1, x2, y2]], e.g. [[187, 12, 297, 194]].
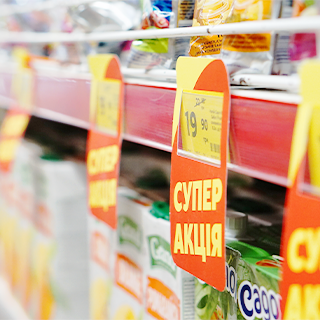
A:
[[0, 114, 286, 320]]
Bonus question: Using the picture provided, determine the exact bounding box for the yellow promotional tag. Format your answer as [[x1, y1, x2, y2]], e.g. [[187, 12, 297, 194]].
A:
[[287, 60, 320, 187], [308, 106, 320, 189], [96, 79, 121, 134], [11, 48, 34, 111], [180, 89, 224, 162]]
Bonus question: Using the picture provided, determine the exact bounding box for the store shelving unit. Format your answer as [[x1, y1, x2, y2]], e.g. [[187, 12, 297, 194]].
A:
[[0, 3, 319, 319], [0, 66, 299, 186], [0, 15, 317, 188]]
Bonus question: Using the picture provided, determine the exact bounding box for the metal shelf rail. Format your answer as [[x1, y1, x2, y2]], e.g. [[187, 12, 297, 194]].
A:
[[0, 16, 319, 43]]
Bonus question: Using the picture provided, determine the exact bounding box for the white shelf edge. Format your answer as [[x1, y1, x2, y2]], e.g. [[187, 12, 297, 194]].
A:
[[0, 16, 319, 43]]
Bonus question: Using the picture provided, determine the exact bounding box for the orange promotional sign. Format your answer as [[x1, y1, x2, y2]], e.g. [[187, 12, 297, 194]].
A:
[[0, 48, 34, 172], [170, 57, 230, 291], [0, 107, 30, 172], [86, 55, 123, 229], [280, 61, 320, 319]]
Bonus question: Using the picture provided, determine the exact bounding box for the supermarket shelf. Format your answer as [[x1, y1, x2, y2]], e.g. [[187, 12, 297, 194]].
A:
[[0, 277, 29, 320], [0, 68, 298, 186], [0, 16, 320, 43]]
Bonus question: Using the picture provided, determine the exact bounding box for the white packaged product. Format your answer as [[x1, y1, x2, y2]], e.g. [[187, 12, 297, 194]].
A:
[[144, 201, 195, 320], [108, 187, 152, 320], [31, 155, 90, 320]]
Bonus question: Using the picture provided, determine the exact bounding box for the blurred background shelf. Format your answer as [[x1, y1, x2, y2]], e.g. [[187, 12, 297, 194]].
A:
[[0, 68, 298, 186], [0, 277, 30, 320]]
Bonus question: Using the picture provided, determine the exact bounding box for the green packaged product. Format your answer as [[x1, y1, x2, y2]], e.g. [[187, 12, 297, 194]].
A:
[[195, 241, 281, 320]]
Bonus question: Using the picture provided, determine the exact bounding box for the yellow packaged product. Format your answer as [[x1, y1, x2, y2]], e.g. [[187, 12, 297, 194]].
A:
[[220, 0, 282, 75], [189, 0, 234, 57]]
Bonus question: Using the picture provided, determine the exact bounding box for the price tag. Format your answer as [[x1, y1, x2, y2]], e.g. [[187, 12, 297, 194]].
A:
[[87, 54, 123, 229], [280, 60, 320, 319], [96, 79, 121, 134], [170, 57, 230, 291], [181, 90, 223, 161]]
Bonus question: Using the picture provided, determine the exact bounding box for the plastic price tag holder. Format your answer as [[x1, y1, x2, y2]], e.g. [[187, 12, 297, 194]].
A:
[[280, 60, 320, 320], [170, 57, 230, 291], [95, 79, 121, 135], [87, 54, 124, 229], [179, 89, 224, 165]]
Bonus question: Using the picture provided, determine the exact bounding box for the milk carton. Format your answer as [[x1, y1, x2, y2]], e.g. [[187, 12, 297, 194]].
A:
[[145, 201, 195, 320], [108, 187, 152, 320], [32, 155, 90, 320]]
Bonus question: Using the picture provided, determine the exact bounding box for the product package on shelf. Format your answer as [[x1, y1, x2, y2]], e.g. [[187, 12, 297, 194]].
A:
[[195, 241, 281, 320], [31, 155, 90, 320], [127, 0, 195, 70], [271, 0, 294, 75], [195, 247, 240, 320], [144, 201, 195, 320], [89, 214, 115, 320], [108, 187, 152, 320], [0, 162, 18, 287], [220, 0, 285, 75], [195, 206, 282, 320], [289, 0, 320, 73], [11, 140, 42, 309], [189, 0, 233, 57]]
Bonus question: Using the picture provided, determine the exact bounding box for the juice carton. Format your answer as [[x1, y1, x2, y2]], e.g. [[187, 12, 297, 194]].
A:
[[195, 241, 281, 320], [0, 158, 19, 286], [195, 246, 240, 320], [11, 140, 42, 307], [227, 241, 281, 320], [89, 214, 115, 320], [32, 155, 90, 320], [144, 201, 195, 320], [108, 187, 152, 320]]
